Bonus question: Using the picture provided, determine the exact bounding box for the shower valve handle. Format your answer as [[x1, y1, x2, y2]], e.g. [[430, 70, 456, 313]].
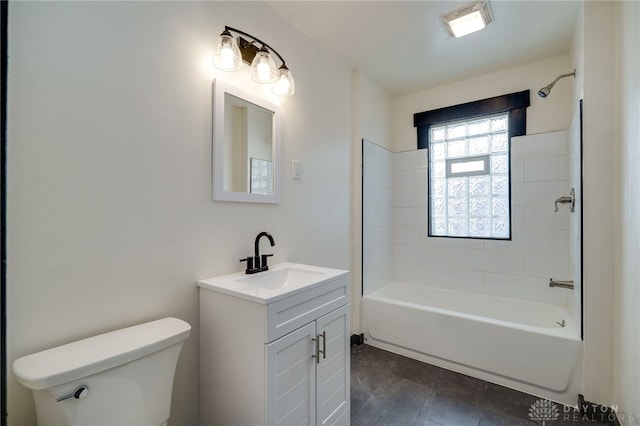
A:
[[554, 188, 575, 212]]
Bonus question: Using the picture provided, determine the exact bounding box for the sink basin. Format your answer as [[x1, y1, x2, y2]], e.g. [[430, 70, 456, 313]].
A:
[[235, 267, 325, 290], [197, 262, 348, 303]]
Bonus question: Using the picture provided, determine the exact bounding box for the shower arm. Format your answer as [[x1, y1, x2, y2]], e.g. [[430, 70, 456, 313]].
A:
[[538, 69, 576, 97], [548, 71, 576, 87]]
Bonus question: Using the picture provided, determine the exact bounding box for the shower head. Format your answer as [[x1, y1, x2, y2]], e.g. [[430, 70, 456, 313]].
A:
[[537, 69, 576, 98], [537, 84, 553, 98]]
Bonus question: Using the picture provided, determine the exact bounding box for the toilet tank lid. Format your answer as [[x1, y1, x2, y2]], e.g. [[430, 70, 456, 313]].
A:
[[13, 317, 191, 390]]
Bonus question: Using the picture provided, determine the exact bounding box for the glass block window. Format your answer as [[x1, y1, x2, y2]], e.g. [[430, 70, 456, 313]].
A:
[[428, 113, 510, 239]]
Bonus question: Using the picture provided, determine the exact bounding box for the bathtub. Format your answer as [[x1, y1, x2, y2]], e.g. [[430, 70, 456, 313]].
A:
[[362, 282, 582, 405]]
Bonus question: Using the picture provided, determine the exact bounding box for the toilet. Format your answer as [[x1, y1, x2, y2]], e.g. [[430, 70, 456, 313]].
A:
[[13, 317, 190, 426]]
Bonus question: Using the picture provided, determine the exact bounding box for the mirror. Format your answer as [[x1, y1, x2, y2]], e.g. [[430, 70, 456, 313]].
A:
[[212, 79, 281, 203]]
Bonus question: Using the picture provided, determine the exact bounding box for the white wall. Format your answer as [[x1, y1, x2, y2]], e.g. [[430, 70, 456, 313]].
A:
[[613, 1, 640, 424], [572, 0, 616, 407], [6, 2, 352, 425], [568, 3, 640, 419], [351, 71, 392, 331]]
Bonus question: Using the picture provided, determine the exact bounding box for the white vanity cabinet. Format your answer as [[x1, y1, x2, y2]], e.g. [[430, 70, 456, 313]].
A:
[[198, 265, 350, 426]]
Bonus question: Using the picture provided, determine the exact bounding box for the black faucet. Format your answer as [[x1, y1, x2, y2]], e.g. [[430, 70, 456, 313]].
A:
[[240, 232, 275, 274]]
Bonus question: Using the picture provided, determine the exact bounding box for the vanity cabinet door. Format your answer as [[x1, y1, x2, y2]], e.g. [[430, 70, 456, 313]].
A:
[[316, 305, 350, 426], [266, 321, 316, 426]]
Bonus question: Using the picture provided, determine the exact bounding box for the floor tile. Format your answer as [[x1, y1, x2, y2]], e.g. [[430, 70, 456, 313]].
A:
[[481, 381, 539, 419], [350, 386, 371, 420], [364, 376, 433, 425], [391, 354, 441, 389], [351, 345, 397, 395], [350, 344, 609, 426]]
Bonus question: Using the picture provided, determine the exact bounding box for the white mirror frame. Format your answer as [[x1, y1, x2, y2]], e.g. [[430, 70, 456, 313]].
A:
[[212, 79, 282, 203]]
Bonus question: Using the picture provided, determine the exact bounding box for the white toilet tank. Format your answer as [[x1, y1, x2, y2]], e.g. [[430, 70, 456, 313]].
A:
[[13, 317, 191, 426]]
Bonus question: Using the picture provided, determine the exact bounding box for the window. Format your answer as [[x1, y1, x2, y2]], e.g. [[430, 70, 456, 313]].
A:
[[428, 113, 510, 239], [414, 90, 530, 240]]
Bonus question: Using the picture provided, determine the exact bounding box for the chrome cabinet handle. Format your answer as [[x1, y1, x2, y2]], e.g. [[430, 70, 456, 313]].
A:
[[311, 331, 327, 364], [312, 336, 320, 364], [319, 331, 326, 360]]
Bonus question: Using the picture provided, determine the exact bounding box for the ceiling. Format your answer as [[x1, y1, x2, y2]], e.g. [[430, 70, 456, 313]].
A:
[[268, 1, 580, 96]]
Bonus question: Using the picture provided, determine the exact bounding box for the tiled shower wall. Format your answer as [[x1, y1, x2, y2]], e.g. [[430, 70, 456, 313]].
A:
[[364, 131, 575, 306], [362, 140, 394, 295]]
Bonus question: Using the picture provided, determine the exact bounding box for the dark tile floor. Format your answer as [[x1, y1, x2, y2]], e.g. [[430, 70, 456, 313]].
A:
[[351, 344, 608, 426]]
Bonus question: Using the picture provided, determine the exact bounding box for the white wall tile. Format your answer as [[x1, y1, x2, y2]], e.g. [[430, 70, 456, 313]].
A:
[[417, 149, 428, 169], [524, 156, 569, 182], [419, 246, 451, 267], [394, 261, 420, 284], [364, 142, 394, 188], [394, 245, 450, 268], [365, 132, 574, 305], [485, 227, 568, 255], [363, 140, 394, 295], [511, 205, 526, 231], [484, 273, 569, 305], [395, 226, 420, 245], [364, 226, 393, 250], [421, 234, 485, 249], [450, 248, 524, 274], [395, 244, 424, 265], [394, 187, 423, 208], [394, 150, 419, 171], [364, 263, 394, 294], [522, 229, 570, 255], [394, 207, 427, 228], [511, 130, 568, 159], [419, 265, 485, 292], [364, 185, 393, 227], [512, 181, 570, 206], [525, 205, 570, 230], [369, 244, 394, 270], [394, 168, 427, 189], [525, 253, 570, 278], [511, 159, 525, 183]]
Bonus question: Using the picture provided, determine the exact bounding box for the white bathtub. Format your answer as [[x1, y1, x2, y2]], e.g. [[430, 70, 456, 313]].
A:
[[362, 282, 583, 405]]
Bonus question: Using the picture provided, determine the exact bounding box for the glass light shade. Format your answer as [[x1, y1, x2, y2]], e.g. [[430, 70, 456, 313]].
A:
[[272, 66, 295, 96], [250, 48, 278, 83], [213, 31, 242, 71]]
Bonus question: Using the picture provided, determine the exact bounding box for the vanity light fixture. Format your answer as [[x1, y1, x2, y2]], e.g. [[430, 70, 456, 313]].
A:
[[441, 1, 493, 38], [213, 26, 295, 96]]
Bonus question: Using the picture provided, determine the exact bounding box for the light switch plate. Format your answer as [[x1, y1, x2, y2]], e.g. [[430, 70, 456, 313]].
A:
[[292, 160, 302, 180]]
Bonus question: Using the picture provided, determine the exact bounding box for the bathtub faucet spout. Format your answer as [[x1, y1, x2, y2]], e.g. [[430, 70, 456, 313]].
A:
[[549, 279, 574, 290]]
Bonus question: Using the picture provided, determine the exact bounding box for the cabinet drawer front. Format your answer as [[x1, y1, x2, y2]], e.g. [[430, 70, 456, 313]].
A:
[[267, 277, 349, 342]]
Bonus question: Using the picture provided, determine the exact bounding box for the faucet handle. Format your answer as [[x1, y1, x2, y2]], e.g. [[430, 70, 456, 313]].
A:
[[239, 256, 254, 273], [261, 254, 273, 270]]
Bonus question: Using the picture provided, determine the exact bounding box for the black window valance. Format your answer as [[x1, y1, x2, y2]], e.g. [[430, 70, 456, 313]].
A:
[[414, 90, 530, 150]]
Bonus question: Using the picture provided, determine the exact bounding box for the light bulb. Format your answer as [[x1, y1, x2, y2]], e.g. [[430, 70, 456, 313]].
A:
[[250, 48, 277, 83], [256, 60, 272, 82], [219, 46, 236, 70]]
